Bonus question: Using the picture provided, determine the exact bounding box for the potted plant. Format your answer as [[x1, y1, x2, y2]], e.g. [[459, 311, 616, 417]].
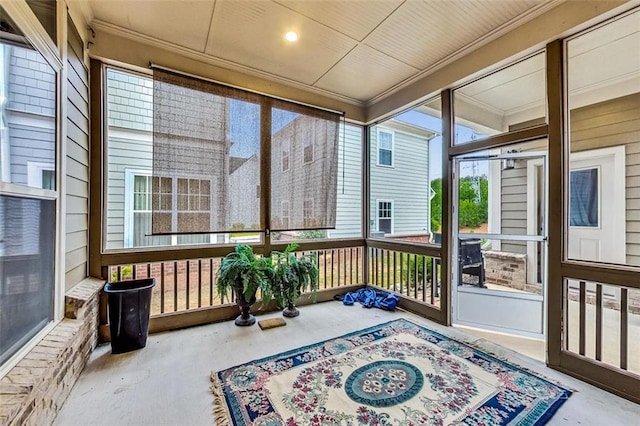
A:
[[271, 243, 319, 317], [217, 244, 274, 326]]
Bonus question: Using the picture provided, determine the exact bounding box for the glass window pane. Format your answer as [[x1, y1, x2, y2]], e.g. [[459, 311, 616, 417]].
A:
[[567, 10, 640, 266], [0, 195, 55, 364], [270, 122, 363, 242], [369, 97, 441, 243], [453, 52, 546, 145], [569, 169, 598, 227], [0, 39, 56, 189], [106, 69, 240, 249], [25, 0, 56, 44]]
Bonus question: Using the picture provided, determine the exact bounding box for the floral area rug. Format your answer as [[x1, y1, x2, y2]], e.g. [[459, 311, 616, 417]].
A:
[[211, 318, 571, 425]]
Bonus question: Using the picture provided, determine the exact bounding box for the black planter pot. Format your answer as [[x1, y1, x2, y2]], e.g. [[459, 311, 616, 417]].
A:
[[235, 291, 257, 326], [282, 301, 300, 318]]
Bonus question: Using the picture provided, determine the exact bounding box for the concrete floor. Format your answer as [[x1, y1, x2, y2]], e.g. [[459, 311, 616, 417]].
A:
[[55, 302, 640, 425]]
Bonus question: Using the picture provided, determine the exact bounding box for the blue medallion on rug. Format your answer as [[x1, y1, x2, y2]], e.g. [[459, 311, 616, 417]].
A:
[[211, 318, 571, 426]]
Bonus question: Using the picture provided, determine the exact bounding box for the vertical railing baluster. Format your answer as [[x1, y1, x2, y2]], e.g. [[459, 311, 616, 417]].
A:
[[210, 258, 214, 306], [323, 250, 327, 289], [399, 253, 404, 295], [198, 259, 202, 308], [186, 260, 190, 309], [331, 249, 335, 288], [173, 261, 178, 312], [349, 248, 353, 285], [392, 251, 397, 292], [422, 256, 429, 302], [116, 266, 122, 281], [133, 264, 137, 280], [595, 283, 603, 361], [579, 281, 586, 356], [160, 262, 165, 314], [147, 263, 151, 279], [386, 250, 390, 290], [337, 249, 341, 287], [414, 255, 419, 299], [620, 288, 628, 370]]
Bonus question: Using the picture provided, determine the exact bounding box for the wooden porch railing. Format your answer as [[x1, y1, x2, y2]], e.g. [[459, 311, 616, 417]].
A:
[[108, 246, 365, 317], [368, 246, 441, 308], [564, 280, 639, 376]]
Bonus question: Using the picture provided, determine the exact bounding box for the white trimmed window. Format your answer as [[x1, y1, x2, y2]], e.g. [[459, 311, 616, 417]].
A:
[[377, 129, 394, 167], [125, 171, 212, 247], [282, 139, 290, 172], [281, 200, 290, 229], [377, 200, 393, 234], [303, 199, 313, 227], [303, 127, 314, 164]]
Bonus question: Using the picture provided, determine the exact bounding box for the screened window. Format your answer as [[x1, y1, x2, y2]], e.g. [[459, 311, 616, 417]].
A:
[[569, 168, 599, 227], [377, 129, 394, 167], [378, 201, 393, 234]]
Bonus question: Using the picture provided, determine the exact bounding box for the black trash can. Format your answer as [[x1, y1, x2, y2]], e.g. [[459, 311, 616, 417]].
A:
[[104, 278, 156, 354]]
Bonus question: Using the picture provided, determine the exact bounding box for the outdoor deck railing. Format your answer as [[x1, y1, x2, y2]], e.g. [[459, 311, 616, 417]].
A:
[[108, 246, 365, 317], [368, 245, 441, 308], [564, 279, 639, 375]]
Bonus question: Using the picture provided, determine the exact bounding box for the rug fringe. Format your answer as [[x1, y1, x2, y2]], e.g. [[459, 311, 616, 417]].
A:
[[210, 372, 232, 426]]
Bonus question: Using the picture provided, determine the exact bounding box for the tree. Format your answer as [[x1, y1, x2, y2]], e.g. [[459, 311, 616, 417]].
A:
[[429, 176, 488, 230]]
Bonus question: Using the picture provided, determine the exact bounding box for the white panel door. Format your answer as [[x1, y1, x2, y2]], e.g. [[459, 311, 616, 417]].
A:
[[568, 146, 625, 264]]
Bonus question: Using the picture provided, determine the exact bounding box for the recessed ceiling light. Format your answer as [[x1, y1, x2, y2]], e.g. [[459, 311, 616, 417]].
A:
[[285, 31, 298, 42]]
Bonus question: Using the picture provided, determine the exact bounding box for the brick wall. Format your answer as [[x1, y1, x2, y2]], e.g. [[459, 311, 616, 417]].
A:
[[484, 250, 543, 295], [0, 278, 103, 425]]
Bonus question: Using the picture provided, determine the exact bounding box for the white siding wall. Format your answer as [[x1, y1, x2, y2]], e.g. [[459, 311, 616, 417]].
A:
[[106, 134, 153, 249], [370, 125, 430, 235], [328, 123, 362, 238]]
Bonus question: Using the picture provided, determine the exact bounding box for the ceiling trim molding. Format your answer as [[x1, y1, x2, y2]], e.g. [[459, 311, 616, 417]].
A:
[[364, 0, 564, 107], [90, 19, 365, 108]]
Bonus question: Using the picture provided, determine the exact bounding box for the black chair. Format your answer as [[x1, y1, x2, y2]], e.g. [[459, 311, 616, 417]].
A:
[[458, 238, 485, 288]]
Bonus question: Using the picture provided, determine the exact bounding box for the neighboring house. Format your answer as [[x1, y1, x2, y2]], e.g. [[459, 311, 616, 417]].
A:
[[2, 44, 56, 187], [270, 114, 338, 231], [369, 121, 435, 239], [106, 70, 230, 249], [106, 70, 438, 246]]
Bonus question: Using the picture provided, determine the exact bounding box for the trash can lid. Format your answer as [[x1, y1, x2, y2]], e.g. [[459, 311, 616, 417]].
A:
[[104, 278, 156, 293]]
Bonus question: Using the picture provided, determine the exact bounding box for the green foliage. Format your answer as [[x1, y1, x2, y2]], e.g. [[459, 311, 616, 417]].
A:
[[298, 229, 327, 239], [111, 265, 133, 282], [231, 223, 245, 231], [216, 244, 274, 302], [430, 178, 442, 232], [401, 255, 432, 283], [430, 176, 488, 229], [271, 243, 319, 308]]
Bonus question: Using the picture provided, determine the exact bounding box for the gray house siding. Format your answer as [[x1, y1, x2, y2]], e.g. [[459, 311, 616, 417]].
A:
[[370, 124, 430, 236], [499, 139, 546, 255], [5, 45, 56, 186], [7, 122, 55, 185], [65, 20, 90, 288], [328, 123, 362, 238], [570, 93, 640, 266]]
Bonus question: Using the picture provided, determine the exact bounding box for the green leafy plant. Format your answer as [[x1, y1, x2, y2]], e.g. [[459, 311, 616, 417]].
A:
[[271, 243, 319, 313], [216, 244, 273, 303]]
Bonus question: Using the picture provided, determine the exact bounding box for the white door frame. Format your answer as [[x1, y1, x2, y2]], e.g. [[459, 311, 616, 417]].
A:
[[452, 152, 548, 338]]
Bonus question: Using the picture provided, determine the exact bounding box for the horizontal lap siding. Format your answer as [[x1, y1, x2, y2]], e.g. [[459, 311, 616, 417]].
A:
[[370, 126, 430, 235], [65, 21, 89, 289], [570, 93, 640, 266], [330, 124, 362, 238], [501, 165, 527, 254]]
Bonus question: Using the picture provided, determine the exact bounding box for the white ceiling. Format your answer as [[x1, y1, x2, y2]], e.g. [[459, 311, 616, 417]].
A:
[[82, 0, 560, 105]]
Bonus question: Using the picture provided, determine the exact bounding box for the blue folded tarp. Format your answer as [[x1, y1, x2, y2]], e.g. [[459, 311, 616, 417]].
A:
[[335, 288, 399, 311]]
